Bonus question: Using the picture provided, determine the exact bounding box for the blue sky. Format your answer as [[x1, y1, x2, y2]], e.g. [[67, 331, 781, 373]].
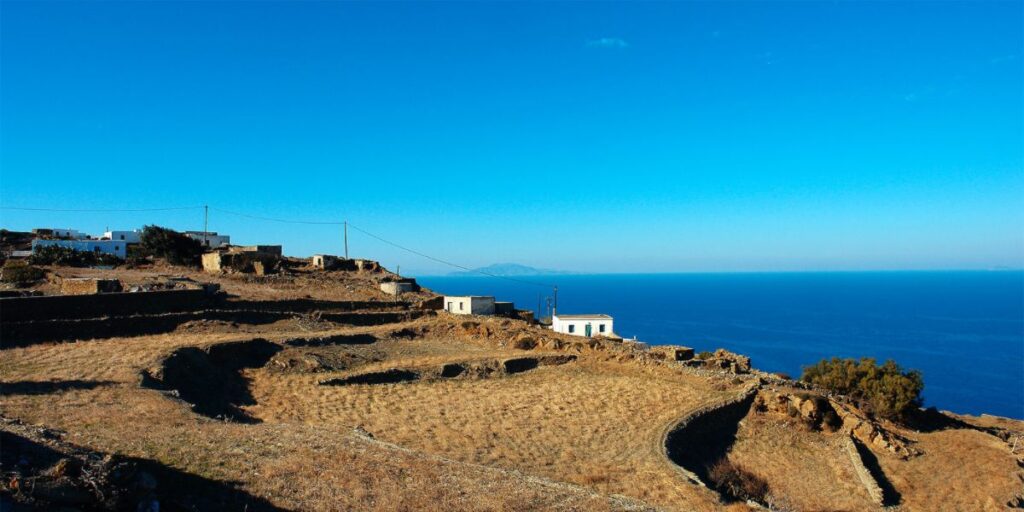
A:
[[1, 1, 1021, 274]]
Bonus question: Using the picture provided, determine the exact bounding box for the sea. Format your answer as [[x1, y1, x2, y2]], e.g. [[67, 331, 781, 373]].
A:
[[417, 271, 1024, 419]]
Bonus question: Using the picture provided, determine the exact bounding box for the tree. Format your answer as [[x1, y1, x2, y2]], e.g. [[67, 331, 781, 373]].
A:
[[801, 357, 924, 421], [138, 225, 204, 267], [29, 245, 120, 267]]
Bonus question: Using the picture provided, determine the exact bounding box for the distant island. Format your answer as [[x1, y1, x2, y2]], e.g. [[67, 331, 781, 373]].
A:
[[450, 263, 574, 277]]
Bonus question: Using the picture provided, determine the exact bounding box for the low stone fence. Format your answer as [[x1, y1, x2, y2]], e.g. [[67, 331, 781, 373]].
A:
[[223, 299, 408, 313], [662, 385, 760, 485], [0, 289, 216, 323], [1, 310, 429, 348]]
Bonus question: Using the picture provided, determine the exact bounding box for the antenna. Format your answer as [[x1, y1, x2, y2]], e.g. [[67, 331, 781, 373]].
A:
[[203, 205, 209, 247]]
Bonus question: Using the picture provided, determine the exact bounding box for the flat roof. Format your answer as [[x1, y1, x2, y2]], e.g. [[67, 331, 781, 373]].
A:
[[554, 314, 612, 320], [444, 295, 495, 299]]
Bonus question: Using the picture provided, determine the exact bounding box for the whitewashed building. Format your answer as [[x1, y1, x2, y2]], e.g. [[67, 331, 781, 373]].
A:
[[103, 230, 141, 244], [552, 314, 614, 338], [184, 231, 231, 248], [444, 295, 496, 316]]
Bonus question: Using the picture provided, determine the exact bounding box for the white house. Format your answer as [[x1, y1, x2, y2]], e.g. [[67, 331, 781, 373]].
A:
[[184, 231, 231, 248], [32, 239, 128, 259], [444, 295, 496, 316], [103, 230, 141, 244], [552, 314, 614, 338]]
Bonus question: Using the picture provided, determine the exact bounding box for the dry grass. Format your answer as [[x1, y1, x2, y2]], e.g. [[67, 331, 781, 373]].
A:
[[3, 268, 1022, 511], [0, 326, 656, 510], [727, 413, 878, 511], [247, 340, 734, 510], [876, 427, 1024, 511]]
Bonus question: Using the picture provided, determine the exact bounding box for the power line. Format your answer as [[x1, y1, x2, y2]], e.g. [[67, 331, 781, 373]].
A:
[[210, 207, 345, 225], [211, 209, 551, 287], [347, 222, 554, 288], [0, 206, 203, 212], [3, 203, 555, 289]]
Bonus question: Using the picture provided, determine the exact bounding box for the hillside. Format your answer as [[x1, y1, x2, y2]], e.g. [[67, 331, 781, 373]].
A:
[[1, 258, 1021, 511]]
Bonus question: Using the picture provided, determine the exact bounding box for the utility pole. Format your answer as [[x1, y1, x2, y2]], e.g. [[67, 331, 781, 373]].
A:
[[203, 205, 209, 247], [552, 285, 558, 317], [344, 221, 349, 259]]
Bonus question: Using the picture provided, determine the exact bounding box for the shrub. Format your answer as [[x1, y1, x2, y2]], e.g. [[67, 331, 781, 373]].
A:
[[138, 225, 204, 267], [0, 262, 45, 285], [707, 457, 769, 503], [29, 245, 119, 267], [801, 357, 924, 421], [696, 351, 714, 360]]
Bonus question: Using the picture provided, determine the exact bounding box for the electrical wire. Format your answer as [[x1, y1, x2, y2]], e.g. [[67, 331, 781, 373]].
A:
[[1, 206, 203, 212], [210, 207, 345, 225], [3, 203, 555, 288], [347, 222, 553, 288]]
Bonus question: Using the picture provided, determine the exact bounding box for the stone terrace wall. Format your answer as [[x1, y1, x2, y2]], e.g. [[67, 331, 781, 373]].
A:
[[0, 290, 215, 322]]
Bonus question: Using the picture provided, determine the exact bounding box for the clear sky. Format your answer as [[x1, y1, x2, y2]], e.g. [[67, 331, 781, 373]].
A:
[[1, 1, 1021, 274]]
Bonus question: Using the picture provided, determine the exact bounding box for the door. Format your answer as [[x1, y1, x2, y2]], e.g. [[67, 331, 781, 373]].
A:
[[585, 323, 592, 337]]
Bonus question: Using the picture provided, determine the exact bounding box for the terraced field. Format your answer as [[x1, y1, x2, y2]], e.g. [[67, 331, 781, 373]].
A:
[[2, 267, 1022, 511]]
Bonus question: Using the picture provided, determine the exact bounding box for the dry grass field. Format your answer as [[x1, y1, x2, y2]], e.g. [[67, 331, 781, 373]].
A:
[[2, 266, 1022, 511]]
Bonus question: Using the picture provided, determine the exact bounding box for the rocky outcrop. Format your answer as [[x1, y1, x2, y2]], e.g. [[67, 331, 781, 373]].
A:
[[831, 401, 918, 459], [0, 418, 280, 511], [753, 390, 842, 431], [648, 345, 695, 362], [685, 349, 751, 374]]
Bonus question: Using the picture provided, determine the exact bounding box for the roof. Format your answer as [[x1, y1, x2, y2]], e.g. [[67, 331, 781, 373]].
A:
[[554, 314, 612, 320], [444, 295, 495, 300]]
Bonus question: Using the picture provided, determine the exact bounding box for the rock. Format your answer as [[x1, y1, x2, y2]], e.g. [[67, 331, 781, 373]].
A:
[[511, 335, 537, 350], [32, 477, 93, 505], [649, 345, 695, 361], [45, 458, 77, 479]]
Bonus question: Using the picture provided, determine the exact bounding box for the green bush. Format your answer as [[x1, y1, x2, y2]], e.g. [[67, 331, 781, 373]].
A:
[[695, 351, 714, 360], [801, 357, 924, 421], [138, 225, 204, 267], [29, 245, 120, 267], [0, 262, 46, 285]]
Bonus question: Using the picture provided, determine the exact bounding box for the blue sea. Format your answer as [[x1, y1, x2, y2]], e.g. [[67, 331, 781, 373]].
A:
[[418, 271, 1024, 419]]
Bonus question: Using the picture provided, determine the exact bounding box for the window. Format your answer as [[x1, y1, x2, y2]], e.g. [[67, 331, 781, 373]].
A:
[[568, 324, 575, 334], [447, 302, 452, 311], [459, 302, 464, 311], [599, 324, 606, 333], [119, 235, 125, 240]]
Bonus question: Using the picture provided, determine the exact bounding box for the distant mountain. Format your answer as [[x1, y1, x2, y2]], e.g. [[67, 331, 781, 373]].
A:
[[450, 263, 572, 277]]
